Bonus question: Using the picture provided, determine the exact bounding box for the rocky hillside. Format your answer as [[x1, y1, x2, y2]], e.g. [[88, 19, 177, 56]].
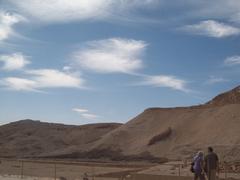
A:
[[206, 86, 240, 106], [0, 86, 240, 162], [91, 86, 240, 161], [0, 120, 121, 158]]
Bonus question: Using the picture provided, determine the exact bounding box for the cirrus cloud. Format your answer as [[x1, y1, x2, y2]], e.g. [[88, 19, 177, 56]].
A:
[[72, 107, 99, 120], [205, 76, 228, 85], [26, 69, 83, 88], [7, 0, 159, 23], [181, 20, 240, 38], [0, 53, 30, 71], [0, 77, 37, 91], [72, 108, 89, 113], [0, 11, 24, 41], [137, 75, 188, 92], [72, 38, 147, 74], [0, 69, 85, 91], [224, 55, 240, 66], [81, 113, 99, 120]]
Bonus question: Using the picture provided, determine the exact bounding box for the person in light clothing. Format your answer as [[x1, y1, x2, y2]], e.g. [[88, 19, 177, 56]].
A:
[[193, 151, 206, 180]]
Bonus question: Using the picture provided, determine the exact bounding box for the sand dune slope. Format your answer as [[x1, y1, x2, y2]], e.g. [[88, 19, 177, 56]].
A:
[[92, 86, 240, 161], [0, 86, 240, 161], [0, 120, 121, 158]]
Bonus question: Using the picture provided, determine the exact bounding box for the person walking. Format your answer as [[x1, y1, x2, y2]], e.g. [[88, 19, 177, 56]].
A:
[[193, 151, 206, 180], [204, 147, 219, 180], [83, 173, 89, 180]]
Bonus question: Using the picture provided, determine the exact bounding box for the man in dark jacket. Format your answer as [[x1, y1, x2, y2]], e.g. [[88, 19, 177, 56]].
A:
[[204, 147, 219, 180]]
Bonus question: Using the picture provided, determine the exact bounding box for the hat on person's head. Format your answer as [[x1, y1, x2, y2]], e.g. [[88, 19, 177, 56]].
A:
[[197, 151, 204, 157]]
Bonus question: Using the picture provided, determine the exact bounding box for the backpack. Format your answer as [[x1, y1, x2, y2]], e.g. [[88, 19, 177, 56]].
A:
[[190, 162, 195, 173]]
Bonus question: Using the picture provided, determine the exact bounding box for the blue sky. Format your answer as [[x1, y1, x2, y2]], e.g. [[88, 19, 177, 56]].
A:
[[0, 0, 240, 125]]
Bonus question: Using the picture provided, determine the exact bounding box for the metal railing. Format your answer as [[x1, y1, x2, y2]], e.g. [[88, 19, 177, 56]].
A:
[[0, 159, 239, 180]]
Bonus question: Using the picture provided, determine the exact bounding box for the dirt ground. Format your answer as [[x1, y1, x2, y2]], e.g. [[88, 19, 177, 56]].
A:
[[0, 159, 240, 180], [0, 159, 148, 180]]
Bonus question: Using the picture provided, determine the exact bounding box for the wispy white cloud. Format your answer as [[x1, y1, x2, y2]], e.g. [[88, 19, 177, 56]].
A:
[[6, 0, 240, 25], [81, 113, 99, 120], [0, 69, 85, 91], [206, 76, 228, 84], [0, 77, 37, 91], [72, 108, 89, 113], [72, 38, 146, 74], [0, 53, 30, 71], [182, 20, 240, 38], [224, 55, 240, 66], [63, 66, 72, 72], [72, 107, 99, 120], [7, 0, 159, 23], [0, 11, 24, 41], [72, 37, 189, 92], [26, 69, 83, 88], [149, 1, 240, 25], [136, 75, 188, 92], [185, 0, 240, 24]]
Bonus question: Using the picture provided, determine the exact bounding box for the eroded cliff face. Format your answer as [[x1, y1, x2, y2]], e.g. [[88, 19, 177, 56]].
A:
[[206, 86, 240, 107]]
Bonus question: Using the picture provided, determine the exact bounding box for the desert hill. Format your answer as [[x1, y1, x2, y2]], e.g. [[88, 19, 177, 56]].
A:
[[93, 104, 240, 161], [206, 85, 240, 106], [91, 86, 240, 161], [0, 86, 240, 162], [0, 120, 121, 158]]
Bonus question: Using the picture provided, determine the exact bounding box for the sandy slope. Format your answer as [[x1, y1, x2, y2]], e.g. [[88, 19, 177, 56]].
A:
[[0, 86, 240, 161], [94, 104, 240, 160], [91, 86, 240, 161], [0, 120, 121, 158]]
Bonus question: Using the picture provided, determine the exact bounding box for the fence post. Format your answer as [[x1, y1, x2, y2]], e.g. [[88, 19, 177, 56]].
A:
[[92, 166, 94, 180], [224, 163, 227, 179], [21, 160, 24, 179], [178, 164, 181, 176], [54, 163, 57, 180]]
